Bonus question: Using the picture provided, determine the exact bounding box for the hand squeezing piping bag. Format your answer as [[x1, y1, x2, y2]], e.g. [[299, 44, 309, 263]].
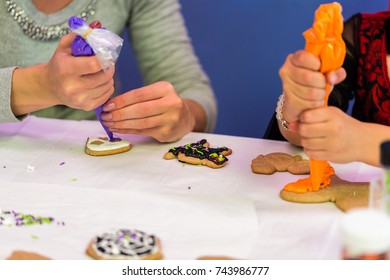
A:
[[68, 16, 123, 141]]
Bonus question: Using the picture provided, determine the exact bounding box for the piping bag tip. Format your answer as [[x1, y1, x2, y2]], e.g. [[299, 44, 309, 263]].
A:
[[310, 159, 326, 191], [94, 106, 115, 142]]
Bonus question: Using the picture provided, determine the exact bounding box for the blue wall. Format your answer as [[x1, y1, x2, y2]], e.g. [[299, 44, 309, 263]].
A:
[[117, 0, 387, 138]]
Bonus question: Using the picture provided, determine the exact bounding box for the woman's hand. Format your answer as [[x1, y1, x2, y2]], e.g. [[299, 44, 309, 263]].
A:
[[11, 33, 115, 116], [101, 81, 201, 143], [43, 33, 115, 111], [298, 106, 367, 164], [279, 50, 346, 128]]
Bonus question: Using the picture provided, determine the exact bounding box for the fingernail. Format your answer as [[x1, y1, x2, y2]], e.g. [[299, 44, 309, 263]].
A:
[[102, 121, 114, 126], [103, 103, 115, 111], [101, 113, 112, 121], [328, 73, 337, 85]]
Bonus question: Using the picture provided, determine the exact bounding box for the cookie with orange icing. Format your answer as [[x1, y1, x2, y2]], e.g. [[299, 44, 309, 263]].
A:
[[280, 163, 369, 211]]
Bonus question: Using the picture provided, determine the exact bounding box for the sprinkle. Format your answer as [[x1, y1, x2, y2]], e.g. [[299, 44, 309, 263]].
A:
[[70, 178, 77, 182], [188, 186, 191, 190], [31, 235, 39, 240], [59, 162, 65, 166], [0, 210, 64, 227], [3, 166, 5, 168], [26, 165, 35, 172]]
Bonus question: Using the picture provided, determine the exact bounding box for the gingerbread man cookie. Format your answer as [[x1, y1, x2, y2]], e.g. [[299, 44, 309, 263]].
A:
[[280, 175, 369, 212], [251, 152, 310, 175], [164, 139, 232, 169], [85, 137, 132, 156], [86, 229, 163, 260]]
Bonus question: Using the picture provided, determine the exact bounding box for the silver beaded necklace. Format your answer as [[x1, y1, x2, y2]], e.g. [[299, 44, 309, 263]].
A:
[[4, 0, 97, 41]]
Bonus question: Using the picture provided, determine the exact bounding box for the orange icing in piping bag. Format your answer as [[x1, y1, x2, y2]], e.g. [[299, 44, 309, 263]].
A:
[[283, 162, 335, 193], [303, 2, 346, 191]]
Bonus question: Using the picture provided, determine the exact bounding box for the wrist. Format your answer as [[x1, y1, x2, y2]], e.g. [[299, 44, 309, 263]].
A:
[[275, 93, 290, 130], [183, 99, 206, 132], [11, 64, 59, 115]]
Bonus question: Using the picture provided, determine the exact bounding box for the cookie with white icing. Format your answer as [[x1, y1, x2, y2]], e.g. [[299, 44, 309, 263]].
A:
[[85, 137, 132, 156], [86, 229, 163, 260]]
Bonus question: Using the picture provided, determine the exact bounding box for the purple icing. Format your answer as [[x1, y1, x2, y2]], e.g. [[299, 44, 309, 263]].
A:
[[71, 36, 95, 56], [94, 105, 114, 141], [68, 16, 84, 30]]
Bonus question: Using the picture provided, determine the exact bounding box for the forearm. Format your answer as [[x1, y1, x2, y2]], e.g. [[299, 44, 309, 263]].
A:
[[11, 64, 57, 116], [359, 122, 390, 167], [183, 99, 206, 132]]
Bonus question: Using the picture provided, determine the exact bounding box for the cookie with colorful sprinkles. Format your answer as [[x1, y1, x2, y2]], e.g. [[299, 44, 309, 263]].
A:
[[164, 139, 232, 168], [86, 229, 163, 260]]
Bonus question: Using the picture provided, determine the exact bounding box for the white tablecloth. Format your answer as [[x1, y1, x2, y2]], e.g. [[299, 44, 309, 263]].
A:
[[0, 116, 382, 260]]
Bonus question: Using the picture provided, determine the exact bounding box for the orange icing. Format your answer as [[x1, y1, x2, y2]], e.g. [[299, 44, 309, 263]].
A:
[[283, 163, 335, 193], [303, 2, 346, 73]]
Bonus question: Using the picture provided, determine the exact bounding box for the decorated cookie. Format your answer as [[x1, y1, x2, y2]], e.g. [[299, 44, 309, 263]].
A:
[[280, 175, 369, 212], [85, 137, 132, 156], [251, 152, 310, 175], [6, 250, 51, 260], [164, 139, 232, 169], [86, 229, 163, 260]]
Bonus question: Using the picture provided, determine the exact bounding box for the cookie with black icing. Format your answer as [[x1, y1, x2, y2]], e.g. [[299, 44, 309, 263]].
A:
[[86, 229, 163, 260], [164, 139, 232, 168]]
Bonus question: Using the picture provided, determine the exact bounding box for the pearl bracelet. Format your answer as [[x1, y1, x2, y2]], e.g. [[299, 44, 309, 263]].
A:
[[275, 93, 289, 130]]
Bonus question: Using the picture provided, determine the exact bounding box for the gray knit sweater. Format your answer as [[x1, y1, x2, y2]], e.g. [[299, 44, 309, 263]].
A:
[[0, 0, 217, 132]]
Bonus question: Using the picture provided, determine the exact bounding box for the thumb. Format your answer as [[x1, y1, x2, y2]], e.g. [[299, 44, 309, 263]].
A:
[[57, 32, 78, 52], [327, 67, 346, 85]]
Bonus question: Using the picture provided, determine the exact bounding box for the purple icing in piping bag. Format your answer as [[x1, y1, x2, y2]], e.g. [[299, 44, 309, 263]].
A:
[[69, 16, 114, 141], [94, 105, 114, 141], [71, 35, 95, 56]]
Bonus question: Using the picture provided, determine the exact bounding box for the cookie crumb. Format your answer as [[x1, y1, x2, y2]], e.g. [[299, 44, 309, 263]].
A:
[[26, 165, 35, 172]]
